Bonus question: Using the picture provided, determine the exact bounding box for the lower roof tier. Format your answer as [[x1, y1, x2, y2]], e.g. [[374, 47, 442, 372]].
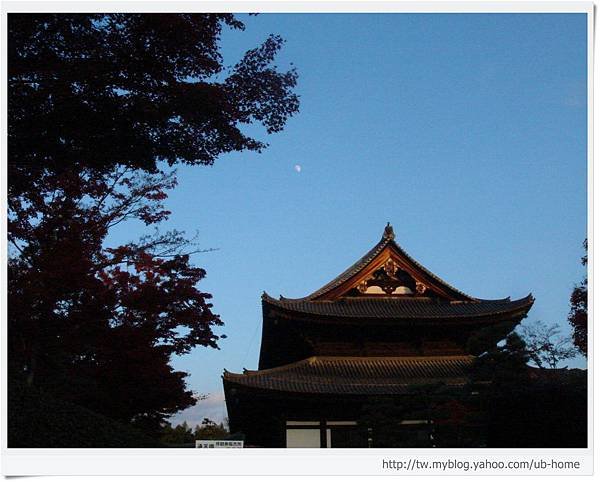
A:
[[223, 355, 474, 395], [262, 294, 534, 320]]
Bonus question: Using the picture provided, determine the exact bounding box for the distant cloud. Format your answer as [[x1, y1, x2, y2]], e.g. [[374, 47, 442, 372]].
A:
[[169, 391, 227, 427]]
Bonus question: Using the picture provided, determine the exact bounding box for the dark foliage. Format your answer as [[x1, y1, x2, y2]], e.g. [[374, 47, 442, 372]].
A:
[[8, 168, 220, 432], [8, 380, 164, 447], [483, 369, 587, 448], [568, 239, 587, 356], [358, 386, 485, 448], [471, 332, 587, 448], [470, 332, 532, 385], [7, 13, 299, 441], [8, 13, 299, 197], [160, 418, 229, 446]]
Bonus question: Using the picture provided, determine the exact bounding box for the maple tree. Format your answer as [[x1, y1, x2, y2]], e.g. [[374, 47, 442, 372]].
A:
[[8, 168, 222, 430], [8, 13, 299, 435], [8, 13, 299, 197]]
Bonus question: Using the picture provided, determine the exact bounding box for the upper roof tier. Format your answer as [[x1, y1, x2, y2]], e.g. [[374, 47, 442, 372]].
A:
[[261, 294, 534, 320], [264, 223, 532, 305]]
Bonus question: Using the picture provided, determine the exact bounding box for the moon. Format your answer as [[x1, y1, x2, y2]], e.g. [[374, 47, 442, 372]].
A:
[[294, 164, 302, 173]]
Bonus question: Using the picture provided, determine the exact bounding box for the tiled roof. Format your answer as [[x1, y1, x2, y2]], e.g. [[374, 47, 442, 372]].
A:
[[263, 293, 534, 320], [223, 355, 475, 395], [282, 224, 475, 301]]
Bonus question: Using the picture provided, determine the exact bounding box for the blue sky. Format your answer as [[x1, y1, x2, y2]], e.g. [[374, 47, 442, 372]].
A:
[[109, 13, 587, 426]]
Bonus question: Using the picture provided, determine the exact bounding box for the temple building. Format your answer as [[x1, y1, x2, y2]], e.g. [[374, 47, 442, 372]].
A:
[[223, 224, 534, 447]]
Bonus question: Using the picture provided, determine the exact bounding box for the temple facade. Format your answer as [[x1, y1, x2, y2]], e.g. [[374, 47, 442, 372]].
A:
[[223, 224, 534, 447]]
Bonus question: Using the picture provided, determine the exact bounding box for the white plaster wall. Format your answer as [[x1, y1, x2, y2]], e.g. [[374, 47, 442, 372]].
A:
[[286, 429, 320, 448]]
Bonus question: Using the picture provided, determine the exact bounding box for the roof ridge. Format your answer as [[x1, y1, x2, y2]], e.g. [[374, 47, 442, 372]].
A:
[[303, 233, 392, 300], [389, 238, 475, 301]]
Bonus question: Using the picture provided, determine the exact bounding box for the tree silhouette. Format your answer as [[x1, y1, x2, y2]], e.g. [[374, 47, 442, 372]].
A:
[[469, 330, 586, 447], [568, 239, 587, 356], [8, 168, 223, 432], [8, 14, 299, 198], [519, 321, 577, 369], [8, 14, 299, 439]]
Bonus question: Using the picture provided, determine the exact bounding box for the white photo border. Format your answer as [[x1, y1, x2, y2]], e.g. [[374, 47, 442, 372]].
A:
[[0, 0, 595, 476]]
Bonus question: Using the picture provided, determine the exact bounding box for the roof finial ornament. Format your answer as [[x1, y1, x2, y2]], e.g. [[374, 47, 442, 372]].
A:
[[383, 222, 395, 240]]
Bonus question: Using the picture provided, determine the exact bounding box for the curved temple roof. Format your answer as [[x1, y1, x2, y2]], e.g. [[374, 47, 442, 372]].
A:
[[262, 223, 534, 320], [224, 355, 475, 395]]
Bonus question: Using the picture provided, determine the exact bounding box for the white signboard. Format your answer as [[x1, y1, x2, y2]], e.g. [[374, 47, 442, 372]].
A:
[[195, 440, 244, 448]]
